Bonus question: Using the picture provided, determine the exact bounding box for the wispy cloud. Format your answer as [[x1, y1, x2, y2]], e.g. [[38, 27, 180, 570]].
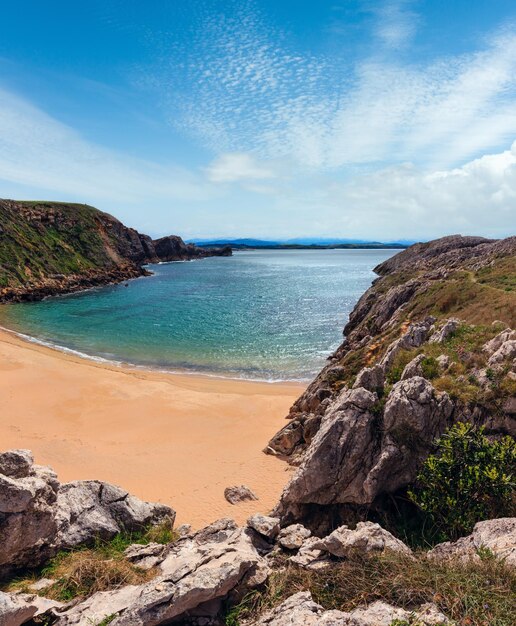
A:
[[151, 2, 516, 172], [206, 152, 276, 183]]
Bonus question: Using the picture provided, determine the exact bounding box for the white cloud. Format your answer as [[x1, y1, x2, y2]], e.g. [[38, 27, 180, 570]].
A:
[[152, 4, 516, 172], [0, 87, 211, 207], [205, 152, 275, 183]]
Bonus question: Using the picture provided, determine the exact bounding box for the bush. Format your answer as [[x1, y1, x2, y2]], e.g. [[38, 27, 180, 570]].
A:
[[408, 423, 515, 540]]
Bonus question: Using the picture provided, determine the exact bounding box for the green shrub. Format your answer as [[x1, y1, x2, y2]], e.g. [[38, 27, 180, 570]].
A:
[[408, 423, 515, 540]]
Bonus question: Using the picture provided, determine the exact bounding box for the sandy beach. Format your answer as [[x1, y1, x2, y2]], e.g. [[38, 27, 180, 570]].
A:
[[0, 327, 303, 528]]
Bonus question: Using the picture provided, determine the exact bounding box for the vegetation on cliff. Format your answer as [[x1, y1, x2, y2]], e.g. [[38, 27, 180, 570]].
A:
[[0, 198, 231, 301]]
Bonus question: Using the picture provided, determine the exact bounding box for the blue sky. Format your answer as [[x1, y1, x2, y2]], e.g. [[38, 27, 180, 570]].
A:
[[1, 0, 515, 239]]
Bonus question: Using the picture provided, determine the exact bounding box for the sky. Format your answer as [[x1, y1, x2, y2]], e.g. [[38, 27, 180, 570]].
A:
[[1, 0, 516, 240]]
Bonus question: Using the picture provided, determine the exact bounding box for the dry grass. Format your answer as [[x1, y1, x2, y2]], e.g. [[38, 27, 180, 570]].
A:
[[226, 551, 516, 626]]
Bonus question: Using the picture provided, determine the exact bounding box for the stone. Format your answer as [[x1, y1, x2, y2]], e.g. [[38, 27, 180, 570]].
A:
[[0, 591, 62, 626], [380, 318, 435, 371], [401, 353, 425, 380], [436, 354, 451, 370], [0, 450, 34, 478], [275, 380, 452, 525], [289, 537, 330, 570], [247, 593, 451, 625], [353, 364, 385, 392], [0, 450, 175, 579], [224, 485, 258, 504], [27, 578, 56, 592], [176, 523, 192, 537], [278, 524, 311, 550], [429, 318, 460, 343], [54, 480, 174, 550], [314, 522, 412, 559], [483, 329, 515, 355], [247, 514, 280, 540], [488, 340, 516, 367], [52, 518, 268, 625], [428, 518, 516, 566], [124, 542, 168, 570]]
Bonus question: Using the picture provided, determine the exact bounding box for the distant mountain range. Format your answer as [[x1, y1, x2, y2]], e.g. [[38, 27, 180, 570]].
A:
[[188, 237, 415, 250]]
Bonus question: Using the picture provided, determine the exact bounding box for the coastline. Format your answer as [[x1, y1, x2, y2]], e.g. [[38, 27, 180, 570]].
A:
[[0, 326, 304, 527]]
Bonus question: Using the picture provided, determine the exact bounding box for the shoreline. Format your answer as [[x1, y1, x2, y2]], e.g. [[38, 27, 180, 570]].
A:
[[0, 326, 304, 527]]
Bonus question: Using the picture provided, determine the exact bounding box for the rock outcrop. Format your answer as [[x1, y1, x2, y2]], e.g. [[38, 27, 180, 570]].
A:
[[246, 591, 451, 626], [0, 199, 232, 302], [267, 235, 516, 529], [0, 450, 173, 579], [428, 518, 516, 566]]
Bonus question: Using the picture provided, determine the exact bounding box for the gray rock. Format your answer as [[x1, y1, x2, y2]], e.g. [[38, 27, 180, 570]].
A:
[[436, 354, 451, 370], [483, 329, 515, 354], [353, 364, 385, 392], [0, 450, 175, 579], [428, 518, 516, 566], [54, 480, 173, 550], [401, 353, 425, 380], [0, 450, 34, 478], [314, 522, 412, 558], [52, 518, 268, 626], [429, 318, 460, 343], [278, 523, 312, 550], [275, 379, 452, 524], [247, 592, 451, 625], [289, 537, 330, 570], [224, 485, 258, 504], [488, 339, 516, 367], [124, 542, 168, 569], [247, 514, 280, 539], [0, 591, 62, 626], [380, 318, 435, 371]]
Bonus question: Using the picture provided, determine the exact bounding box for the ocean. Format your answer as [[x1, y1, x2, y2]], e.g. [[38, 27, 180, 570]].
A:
[[0, 249, 396, 381]]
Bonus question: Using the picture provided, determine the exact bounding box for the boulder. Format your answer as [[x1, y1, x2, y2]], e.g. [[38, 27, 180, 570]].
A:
[[436, 354, 451, 370], [52, 518, 268, 625], [0, 450, 175, 579], [277, 524, 311, 550], [488, 340, 516, 367], [314, 522, 412, 558], [275, 380, 453, 525], [247, 592, 451, 625], [0, 591, 62, 626], [247, 514, 280, 540], [429, 318, 460, 343], [288, 537, 330, 570], [401, 353, 425, 380], [54, 480, 173, 550], [428, 518, 516, 566], [353, 364, 385, 392], [380, 318, 435, 371], [224, 485, 258, 504], [483, 329, 515, 355]]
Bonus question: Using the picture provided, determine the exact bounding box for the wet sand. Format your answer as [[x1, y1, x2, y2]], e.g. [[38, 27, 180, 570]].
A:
[[0, 327, 303, 527]]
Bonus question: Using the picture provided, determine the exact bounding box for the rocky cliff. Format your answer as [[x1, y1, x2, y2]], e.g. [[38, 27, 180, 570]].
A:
[[0, 199, 231, 302], [267, 235, 515, 529]]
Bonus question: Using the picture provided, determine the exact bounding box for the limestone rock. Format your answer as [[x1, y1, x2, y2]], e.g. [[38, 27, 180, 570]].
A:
[[484, 329, 515, 355], [289, 537, 330, 570], [429, 318, 460, 343], [247, 514, 280, 540], [488, 339, 516, 367], [436, 354, 451, 370], [0, 450, 175, 579], [314, 522, 412, 558], [224, 485, 258, 504], [275, 379, 452, 525], [124, 542, 168, 570], [428, 518, 516, 566], [0, 591, 62, 626], [52, 518, 268, 626], [380, 318, 435, 371], [247, 593, 451, 626], [54, 480, 173, 550], [353, 364, 385, 392], [278, 524, 312, 550], [401, 353, 425, 380]]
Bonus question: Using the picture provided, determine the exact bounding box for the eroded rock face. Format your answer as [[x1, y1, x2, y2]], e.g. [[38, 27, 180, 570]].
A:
[[0, 591, 62, 626], [428, 518, 516, 566], [247, 514, 280, 540], [50, 518, 268, 626], [0, 451, 174, 579], [275, 379, 452, 526]]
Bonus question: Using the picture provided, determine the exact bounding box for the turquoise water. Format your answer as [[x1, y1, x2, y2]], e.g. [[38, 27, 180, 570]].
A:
[[0, 249, 396, 381]]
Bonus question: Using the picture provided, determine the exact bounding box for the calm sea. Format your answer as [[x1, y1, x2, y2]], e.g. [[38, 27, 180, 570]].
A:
[[0, 249, 396, 381]]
